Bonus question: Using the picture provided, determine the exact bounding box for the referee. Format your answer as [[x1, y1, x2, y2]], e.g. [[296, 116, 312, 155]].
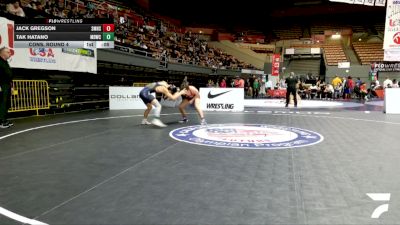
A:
[[285, 72, 298, 108], [0, 47, 14, 128]]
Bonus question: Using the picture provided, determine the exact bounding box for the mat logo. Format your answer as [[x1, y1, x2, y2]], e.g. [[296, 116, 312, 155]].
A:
[[170, 124, 323, 149], [367, 193, 391, 219]]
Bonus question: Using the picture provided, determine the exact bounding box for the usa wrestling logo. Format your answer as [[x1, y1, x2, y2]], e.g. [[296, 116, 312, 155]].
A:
[[169, 124, 323, 149]]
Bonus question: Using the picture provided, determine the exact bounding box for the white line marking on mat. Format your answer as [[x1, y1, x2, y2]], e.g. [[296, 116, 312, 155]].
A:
[[0, 207, 48, 225]]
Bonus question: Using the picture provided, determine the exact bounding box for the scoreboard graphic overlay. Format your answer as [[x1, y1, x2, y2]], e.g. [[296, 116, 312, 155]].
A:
[[14, 18, 114, 49]]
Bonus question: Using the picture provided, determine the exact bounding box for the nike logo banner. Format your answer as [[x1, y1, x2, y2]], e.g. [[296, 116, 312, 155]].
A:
[[207, 90, 232, 99], [200, 88, 244, 111]]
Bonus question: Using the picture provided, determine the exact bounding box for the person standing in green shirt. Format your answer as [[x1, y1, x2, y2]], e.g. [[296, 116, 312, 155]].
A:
[[253, 77, 260, 98]]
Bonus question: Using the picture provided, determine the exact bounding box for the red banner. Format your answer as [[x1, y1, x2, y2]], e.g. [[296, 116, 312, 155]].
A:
[[272, 54, 280, 76]]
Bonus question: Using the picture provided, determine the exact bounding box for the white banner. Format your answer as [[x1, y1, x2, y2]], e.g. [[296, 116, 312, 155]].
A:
[[384, 0, 400, 50], [241, 69, 265, 75], [385, 88, 400, 113], [10, 48, 97, 73], [338, 62, 351, 68], [0, 17, 97, 74], [200, 88, 244, 112], [0, 17, 15, 58], [384, 49, 400, 60], [364, 0, 375, 5], [354, 0, 365, 4], [109, 87, 154, 110], [375, 0, 386, 6], [285, 48, 295, 55], [311, 48, 321, 54]]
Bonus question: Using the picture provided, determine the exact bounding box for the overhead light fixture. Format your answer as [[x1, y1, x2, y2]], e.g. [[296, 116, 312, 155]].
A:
[[332, 34, 341, 39]]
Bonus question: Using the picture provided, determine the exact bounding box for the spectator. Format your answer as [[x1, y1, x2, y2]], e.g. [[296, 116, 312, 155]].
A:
[[87, 1, 95, 11], [356, 77, 362, 87], [220, 77, 226, 88], [266, 79, 273, 91], [7, 0, 25, 17], [344, 76, 354, 99], [25, 0, 37, 9], [383, 76, 393, 88], [334, 82, 342, 99], [325, 83, 334, 100], [341, 77, 347, 99], [360, 82, 368, 100], [393, 79, 399, 88], [332, 75, 342, 89], [253, 78, 260, 98], [259, 80, 266, 98], [234, 76, 244, 88], [245, 78, 252, 96]]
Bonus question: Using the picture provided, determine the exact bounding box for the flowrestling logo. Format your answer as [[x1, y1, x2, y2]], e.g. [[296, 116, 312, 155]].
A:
[[170, 124, 323, 149]]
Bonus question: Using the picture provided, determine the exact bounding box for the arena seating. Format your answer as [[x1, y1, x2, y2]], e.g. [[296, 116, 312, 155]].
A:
[[322, 44, 347, 66], [290, 43, 347, 66], [353, 42, 384, 65], [273, 25, 302, 40]]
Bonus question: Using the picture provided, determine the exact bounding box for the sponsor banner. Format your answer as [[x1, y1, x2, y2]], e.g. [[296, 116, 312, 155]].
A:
[[0, 17, 97, 74], [200, 88, 244, 112], [364, 0, 375, 5], [375, 0, 387, 6], [371, 61, 400, 72], [241, 69, 264, 75], [384, 0, 400, 49], [271, 54, 280, 76], [169, 124, 324, 150], [10, 47, 97, 73], [384, 49, 400, 61], [109, 86, 154, 110]]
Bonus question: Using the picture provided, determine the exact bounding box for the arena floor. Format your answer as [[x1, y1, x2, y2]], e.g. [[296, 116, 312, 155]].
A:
[[1, 100, 400, 225]]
